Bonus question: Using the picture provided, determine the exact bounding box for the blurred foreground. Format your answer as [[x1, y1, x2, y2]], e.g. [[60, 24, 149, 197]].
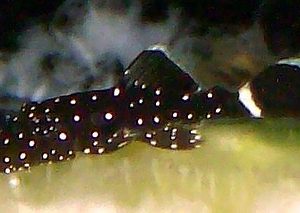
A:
[[1, 118, 300, 212]]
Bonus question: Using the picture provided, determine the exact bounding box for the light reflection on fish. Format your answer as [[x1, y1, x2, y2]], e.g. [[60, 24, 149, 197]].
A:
[[0, 50, 249, 174]]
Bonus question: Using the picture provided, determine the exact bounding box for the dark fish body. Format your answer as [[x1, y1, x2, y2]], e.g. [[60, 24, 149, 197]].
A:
[[0, 50, 249, 174], [249, 64, 300, 117]]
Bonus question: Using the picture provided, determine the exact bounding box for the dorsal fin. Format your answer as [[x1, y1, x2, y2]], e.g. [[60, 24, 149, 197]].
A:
[[121, 50, 199, 95]]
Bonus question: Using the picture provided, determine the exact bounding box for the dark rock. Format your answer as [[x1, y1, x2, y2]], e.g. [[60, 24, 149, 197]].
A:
[[259, 0, 300, 56], [0, 0, 64, 51], [250, 64, 300, 116]]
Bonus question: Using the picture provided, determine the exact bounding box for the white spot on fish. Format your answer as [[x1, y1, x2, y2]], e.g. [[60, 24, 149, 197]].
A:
[[207, 92, 213, 98], [182, 94, 189, 101], [124, 69, 130, 75], [172, 112, 178, 118], [92, 131, 99, 138], [91, 95, 97, 101], [19, 153, 26, 160], [28, 140, 35, 147], [145, 133, 152, 139], [42, 153, 48, 160], [137, 118, 143, 125], [70, 99, 77, 105], [155, 88, 161, 96], [18, 132, 24, 139], [153, 116, 160, 123], [83, 148, 90, 154], [104, 113, 113, 120], [215, 107, 221, 114], [59, 132, 67, 141], [171, 143, 178, 149], [4, 138, 9, 145], [113, 88, 121, 96], [4, 168, 11, 174], [3, 157, 10, 163], [150, 140, 157, 146], [138, 98, 144, 104], [155, 100, 161, 107], [98, 148, 105, 154], [73, 115, 81, 122]]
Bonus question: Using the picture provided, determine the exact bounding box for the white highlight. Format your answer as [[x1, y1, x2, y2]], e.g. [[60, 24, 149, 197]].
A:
[[147, 44, 170, 57], [124, 69, 130, 75], [91, 95, 97, 101], [190, 129, 198, 134], [70, 99, 77, 105], [150, 140, 157, 146], [104, 113, 113, 120], [59, 132, 67, 141], [137, 118, 143, 125], [18, 132, 24, 139], [4, 138, 9, 145], [98, 148, 105, 154], [145, 133, 152, 139], [207, 92, 213, 98], [238, 83, 262, 118], [215, 108, 221, 114], [155, 88, 161, 96], [171, 143, 178, 149], [195, 135, 202, 140], [277, 58, 300, 68], [84, 148, 91, 154], [3, 157, 10, 163], [172, 112, 178, 118], [92, 131, 99, 138], [73, 115, 81, 122], [153, 116, 160, 123], [113, 88, 120, 96], [19, 153, 26, 160], [28, 140, 35, 147], [155, 101, 160, 107], [182, 94, 189, 101], [118, 142, 128, 148], [42, 153, 48, 160], [138, 98, 144, 104]]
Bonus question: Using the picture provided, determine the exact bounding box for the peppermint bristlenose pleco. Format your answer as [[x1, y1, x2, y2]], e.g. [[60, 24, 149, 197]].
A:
[[3, 49, 297, 174]]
